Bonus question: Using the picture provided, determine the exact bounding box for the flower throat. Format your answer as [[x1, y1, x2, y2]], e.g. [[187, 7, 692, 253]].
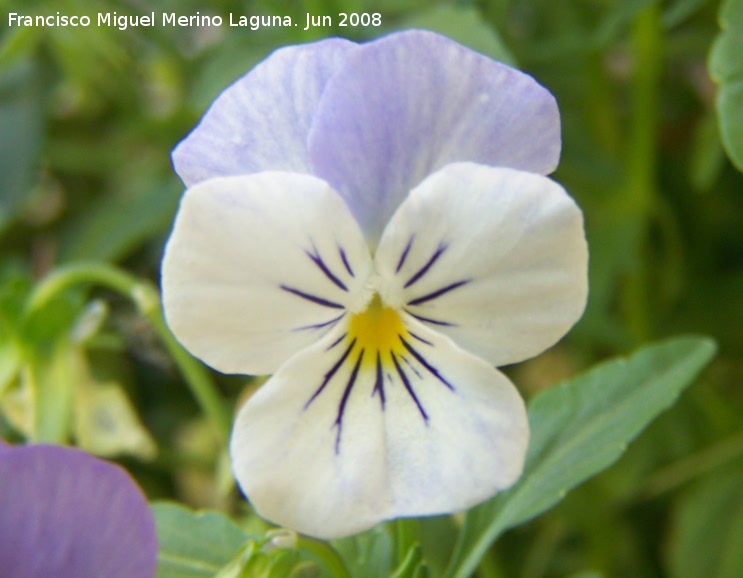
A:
[[347, 293, 407, 369]]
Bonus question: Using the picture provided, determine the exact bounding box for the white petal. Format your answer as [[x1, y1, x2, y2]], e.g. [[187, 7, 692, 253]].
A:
[[374, 162, 588, 366], [161, 173, 371, 375], [230, 318, 528, 539]]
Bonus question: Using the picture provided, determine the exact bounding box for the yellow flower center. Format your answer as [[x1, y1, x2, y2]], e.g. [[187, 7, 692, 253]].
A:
[[347, 294, 406, 368]]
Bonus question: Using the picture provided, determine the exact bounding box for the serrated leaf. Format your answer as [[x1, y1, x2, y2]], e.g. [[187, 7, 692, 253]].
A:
[[153, 502, 249, 578], [667, 464, 743, 578], [445, 336, 717, 578], [709, 0, 743, 170]]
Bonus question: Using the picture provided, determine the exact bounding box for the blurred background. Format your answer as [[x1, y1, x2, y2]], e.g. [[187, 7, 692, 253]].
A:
[[0, 1, 741, 577]]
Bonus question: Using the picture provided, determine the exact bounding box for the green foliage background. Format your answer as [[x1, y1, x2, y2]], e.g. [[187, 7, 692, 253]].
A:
[[1, 0, 741, 577]]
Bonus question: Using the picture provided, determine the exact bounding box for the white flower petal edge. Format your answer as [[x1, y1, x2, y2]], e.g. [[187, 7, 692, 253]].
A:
[[172, 38, 358, 186], [161, 173, 372, 375], [375, 162, 588, 367], [230, 317, 528, 539]]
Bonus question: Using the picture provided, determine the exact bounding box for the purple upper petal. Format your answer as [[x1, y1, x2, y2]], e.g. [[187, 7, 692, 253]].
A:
[[0, 444, 157, 578], [173, 37, 358, 186], [308, 30, 561, 242]]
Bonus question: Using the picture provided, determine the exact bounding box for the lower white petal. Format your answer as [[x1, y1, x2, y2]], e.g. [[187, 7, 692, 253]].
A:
[[374, 162, 588, 367], [230, 317, 528, 539], [161, 172, 371, 375]]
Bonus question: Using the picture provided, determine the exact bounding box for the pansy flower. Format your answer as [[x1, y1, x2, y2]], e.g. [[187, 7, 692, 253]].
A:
[[162, 30, 588, 538], [0, 443, 157, 578]]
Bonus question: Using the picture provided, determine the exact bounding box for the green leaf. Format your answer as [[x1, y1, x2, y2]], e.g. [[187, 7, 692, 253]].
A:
[[27, 341, 80, 443], [398, 5, 515, 65], [0, 340, 21, 398], [709, 0, 743, 171], [688, 110, 726, 193], [334, 525, 395, 578], [0, 271, 27, 397], [0, 60, 44, 233], [667, 464, 743, 578], [445, 336, 717, 578], [153, 502, 249, 578], [391, 544, 424, 578], [663, 0, 713, 28], [59, 179, 181, 263]]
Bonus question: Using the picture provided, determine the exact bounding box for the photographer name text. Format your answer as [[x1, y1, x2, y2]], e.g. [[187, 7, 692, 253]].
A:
[[8, 11, 382, 31]]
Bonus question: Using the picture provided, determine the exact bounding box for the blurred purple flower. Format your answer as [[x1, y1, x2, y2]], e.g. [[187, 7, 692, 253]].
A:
[[0, 443, 157, 578]]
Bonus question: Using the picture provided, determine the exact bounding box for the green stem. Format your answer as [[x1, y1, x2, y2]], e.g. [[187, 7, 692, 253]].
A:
[[628, 5, 663, 197], [623, 4, 663, 342], [27, 262, 231, 444]]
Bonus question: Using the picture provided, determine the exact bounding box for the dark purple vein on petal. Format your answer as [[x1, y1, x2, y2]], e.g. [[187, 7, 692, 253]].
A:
[[280, 285, 345, 309], [400, 336, 455, 391], [409, 331, 433, 346], [338, 247, 355, 277], [404, 309, 457, 327], [326, 332, 348, 351], [306, 248, 348, 291], [334, 349, 364, 453], [407, 279, 471, 306], [372, 352, 385, 408], [404, 243, 447, 288], [305, 338, 356, 409], [391, 351, 428, 421], [293, 313, 346, 332], [396, 235, 415, 273]]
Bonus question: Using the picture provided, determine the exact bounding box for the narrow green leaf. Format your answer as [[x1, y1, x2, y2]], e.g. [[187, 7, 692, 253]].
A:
[[688, 110, 726, 192], [663, 0, 713, 28], [445, 336, 717, 578], [667, 464, 743, 578], [0, 341, 21, 398], [28, 341, 80, 443], [153, 502, 248, 578], [709, 0, 743, 170], [59, 179, 181, 263], [391, 544, 423, 578], [0, 60, 44, 233]]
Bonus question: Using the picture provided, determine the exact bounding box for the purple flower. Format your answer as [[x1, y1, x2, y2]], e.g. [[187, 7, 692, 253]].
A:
[[162, 30, 588, 538], [0, 443, 157, 578]]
